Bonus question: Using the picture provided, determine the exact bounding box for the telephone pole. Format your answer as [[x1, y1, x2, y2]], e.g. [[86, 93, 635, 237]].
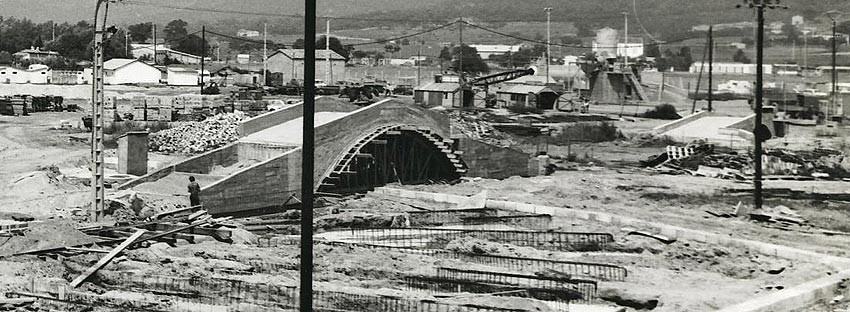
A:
[[825, 11, 841, 121], [738, 0, 788, 211], [545, 7, 552, 84], [623, 12, 629, 69], [200, 25, 205, 94], [152, 24, 157, 65], [301, 0, 317, 311], [708, 25, 714, 112], [263, 23, 267, 87], [91, 0, 122, 221], [326, 20, 332, 84], [458, 19, 464, 107]]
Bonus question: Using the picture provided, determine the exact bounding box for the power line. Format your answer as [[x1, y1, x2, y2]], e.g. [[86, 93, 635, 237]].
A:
[[348, 22, 459, 46], [121, 0, 444, 23]]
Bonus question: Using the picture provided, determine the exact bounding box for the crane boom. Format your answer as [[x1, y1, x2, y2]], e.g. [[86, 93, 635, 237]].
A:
[[470, 68, 535, 87]]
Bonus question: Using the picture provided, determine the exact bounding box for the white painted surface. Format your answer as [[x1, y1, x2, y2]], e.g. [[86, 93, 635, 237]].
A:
[[240, 112, 349, 145]]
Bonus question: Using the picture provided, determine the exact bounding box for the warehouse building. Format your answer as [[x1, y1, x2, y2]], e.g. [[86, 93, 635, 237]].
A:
[[103, 59, 162, 85], [267, 49, 346, 84], [167, 67, 210, 86], [496, 84, 560, 110]]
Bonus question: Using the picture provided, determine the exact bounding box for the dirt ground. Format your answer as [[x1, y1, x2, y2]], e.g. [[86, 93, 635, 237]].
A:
[[2, 99, 850, 311]]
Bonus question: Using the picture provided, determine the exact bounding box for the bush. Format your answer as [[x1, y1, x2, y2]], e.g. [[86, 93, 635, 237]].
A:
[[642, 104, 681, 120], [507, 104, 543, 115]]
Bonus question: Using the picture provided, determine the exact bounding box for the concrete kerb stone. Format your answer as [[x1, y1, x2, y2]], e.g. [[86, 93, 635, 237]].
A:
[[373, 187, 850, 312]]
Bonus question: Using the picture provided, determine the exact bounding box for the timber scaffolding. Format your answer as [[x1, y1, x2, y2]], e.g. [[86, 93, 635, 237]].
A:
[[343, 227, 615, 251], [10, 276, 526, 312]]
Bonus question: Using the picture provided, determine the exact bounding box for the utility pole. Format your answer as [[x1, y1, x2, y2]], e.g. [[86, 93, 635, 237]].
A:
[[803, 29, 809, 71], [91, 0, 116, 222], [623, 12, 629, 69], [326, 20, 331, 84], [737, 0, 788, 211], [200, 25, 205, 94], [545, 7, 552, 84], [832, 18, 838, 121], [263, 23, 267, 87], [301, 0, 317, 311], [708, 25, 714, 112], [152, 24, 157, 65], [458, 19, 464, 107], [417, 42, 422, 86]]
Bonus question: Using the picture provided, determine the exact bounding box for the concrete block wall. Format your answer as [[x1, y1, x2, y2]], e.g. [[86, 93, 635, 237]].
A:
[[238, 97, 360, 137], [457, 137, 536, 179], [237, 142, 296, 163], [201, 148, 302, 214]]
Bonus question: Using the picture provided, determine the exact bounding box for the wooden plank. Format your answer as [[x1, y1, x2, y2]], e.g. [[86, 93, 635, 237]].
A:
[[70, 229, 146, 288], [64, 247, 110, 253]]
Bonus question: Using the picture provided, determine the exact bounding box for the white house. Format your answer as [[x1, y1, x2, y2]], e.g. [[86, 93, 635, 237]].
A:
[[103, 59, 162, 85], [237, 29, 260, 37], [469, 44, 522, 59], [0, 64, 51, 84], [13, 47, 60, 62], [267, 49, 346, 83], [167, 67, 210, 86], [237, 54, 251, 64], [617, 41, 645, 58]]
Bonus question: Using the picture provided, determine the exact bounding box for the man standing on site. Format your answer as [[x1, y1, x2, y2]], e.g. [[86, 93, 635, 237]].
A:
[[188, 176, 201, 207]]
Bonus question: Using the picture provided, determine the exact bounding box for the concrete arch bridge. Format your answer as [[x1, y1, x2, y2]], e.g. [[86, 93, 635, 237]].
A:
[[120, 97, 470, 215]]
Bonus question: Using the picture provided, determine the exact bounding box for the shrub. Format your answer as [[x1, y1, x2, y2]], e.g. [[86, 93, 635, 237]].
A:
[[642, 104, 681, 120]]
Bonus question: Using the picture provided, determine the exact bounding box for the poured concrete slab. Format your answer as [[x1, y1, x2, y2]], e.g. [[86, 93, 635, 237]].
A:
[[240, 112, 350, 146], [134, 172, 224, 196]]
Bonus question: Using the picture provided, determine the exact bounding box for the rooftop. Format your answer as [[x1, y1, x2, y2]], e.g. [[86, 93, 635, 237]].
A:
[[415, 82, 460, 93]]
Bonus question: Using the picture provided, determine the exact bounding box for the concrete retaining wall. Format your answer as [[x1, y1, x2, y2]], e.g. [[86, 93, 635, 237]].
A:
[[238, 96, 359, 137], [173, 144, 240, 174], [201, 148, 302, 214], [652, 111, 710, 134], [370, 187, 850, 312], [457, 137, 536, 179]]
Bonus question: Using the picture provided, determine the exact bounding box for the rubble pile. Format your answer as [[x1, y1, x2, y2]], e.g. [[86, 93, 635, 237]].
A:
[[450, 114, 518, 147], [644, 143, 850, 179], [150, 111, 246, 154]]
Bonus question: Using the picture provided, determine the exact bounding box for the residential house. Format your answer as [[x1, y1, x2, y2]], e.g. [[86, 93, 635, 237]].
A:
[[13, 47, 60, 62], [103, 59, 161, 85], [267, 49, 346, 83], [496, 85, 560, 109]]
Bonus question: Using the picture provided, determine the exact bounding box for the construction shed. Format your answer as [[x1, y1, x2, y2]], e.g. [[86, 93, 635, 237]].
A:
[[414, 82, 461, 107], [496, 85, 560, 110]]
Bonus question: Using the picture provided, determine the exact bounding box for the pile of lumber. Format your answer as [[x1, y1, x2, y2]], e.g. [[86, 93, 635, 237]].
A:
[[150, 112, 246, 154]]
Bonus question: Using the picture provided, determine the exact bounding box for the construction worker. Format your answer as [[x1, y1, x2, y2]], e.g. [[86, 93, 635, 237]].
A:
[[188, 176, 201, 207]]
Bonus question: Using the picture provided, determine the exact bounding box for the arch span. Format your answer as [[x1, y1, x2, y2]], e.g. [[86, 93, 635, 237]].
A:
[[318, 125, 466, 194]]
